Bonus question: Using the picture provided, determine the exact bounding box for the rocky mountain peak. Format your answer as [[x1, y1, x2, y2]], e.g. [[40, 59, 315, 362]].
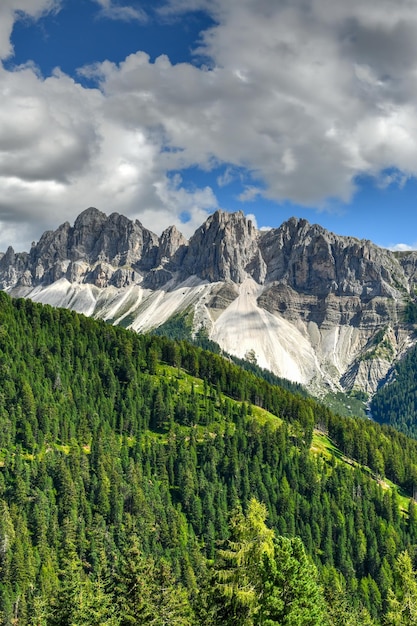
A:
[[259, 217, 407, 298], [182, 209, 260, 282], [87, 211, 158, 269], [158, 225, 188, 264], [1, 246, 16, 266], [73, 206, 107, 228], [206, 209, 257, 235], [0, 209, 160, 290], [72, 207, 109, 261]]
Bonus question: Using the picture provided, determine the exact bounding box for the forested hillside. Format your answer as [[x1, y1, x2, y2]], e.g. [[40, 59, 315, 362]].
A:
[[370, 340, 417, 439], [1, 292, 417, 624]]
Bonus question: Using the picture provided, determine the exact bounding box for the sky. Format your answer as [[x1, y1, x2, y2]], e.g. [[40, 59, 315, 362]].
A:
[[2, 0, 417, 252]]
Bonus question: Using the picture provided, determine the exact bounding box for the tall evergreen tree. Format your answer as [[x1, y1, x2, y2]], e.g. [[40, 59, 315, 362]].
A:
[[213, 498, 274, 625], [385, 550, 417, 626], [258, 536, 328, 626]]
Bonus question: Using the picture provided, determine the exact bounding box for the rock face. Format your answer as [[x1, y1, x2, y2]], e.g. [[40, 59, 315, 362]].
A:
[[259, 218, 407, 298], [181, 210, 260, 283], [2, 206, 417, 396], [1, 207, 160, 290]]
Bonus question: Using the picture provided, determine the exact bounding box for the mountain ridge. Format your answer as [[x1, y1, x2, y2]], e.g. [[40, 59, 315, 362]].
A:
[[1, 206, 416, 396]]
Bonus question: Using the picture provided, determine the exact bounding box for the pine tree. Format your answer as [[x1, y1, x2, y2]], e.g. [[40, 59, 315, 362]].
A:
[[114, 536, 194, 626], [213, 498, 275, 625], [71, 575, 120, 626], [258, 535, 328, 626], [385, 550, 417, 625]]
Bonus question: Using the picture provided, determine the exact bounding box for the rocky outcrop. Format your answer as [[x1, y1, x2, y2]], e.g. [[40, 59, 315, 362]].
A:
[[158, 225, 188, 266], [259, 218, 407, 298], [1, 207, 416, 396], [0, 207, 161, 289], [258, 285, 401, 329], [0, 246, 30, 289], [206, 282, 239, 310], [180, 210, 260, 282]]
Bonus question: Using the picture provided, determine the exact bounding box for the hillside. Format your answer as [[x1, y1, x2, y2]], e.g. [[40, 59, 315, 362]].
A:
[[370, 340, 417, 439], [1, 293, 417, 623], [2, 207, 417, 398]]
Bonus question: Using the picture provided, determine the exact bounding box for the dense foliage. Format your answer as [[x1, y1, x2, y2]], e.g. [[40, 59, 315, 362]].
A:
[[371, 341, 417, 439], [0, 292, 417, 623]]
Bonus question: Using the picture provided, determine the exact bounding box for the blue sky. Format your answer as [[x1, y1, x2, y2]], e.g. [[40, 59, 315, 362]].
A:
[[1, 0, 417, 251]]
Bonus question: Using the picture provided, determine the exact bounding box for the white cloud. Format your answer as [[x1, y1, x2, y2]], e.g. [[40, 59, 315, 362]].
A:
[[90, 0, 417, 209], [238, 187, 262, 202], [0, 58, 216, 249], [216, 166, 236, 188], [92, 0, 147, 22], [377, 170, 408, 190], [0, 0, 60, 60], [138, 175, 218, 237], [3, 0, 417, 249], [389, 243, 415, 252], [0, 66, 101, 183]]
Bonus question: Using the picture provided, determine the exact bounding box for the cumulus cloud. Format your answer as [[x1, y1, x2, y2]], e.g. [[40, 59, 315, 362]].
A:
[[2, 0, 417, 249], [389, 243, 415, 252], [238, 187, 262, 203], [0, 66, 101, 183], [91, 0, 417, 207], [92, 0, 147, 22], [0, 56, 217, 248], [0, 2, 217, 249], [0, 0, 60, 60]]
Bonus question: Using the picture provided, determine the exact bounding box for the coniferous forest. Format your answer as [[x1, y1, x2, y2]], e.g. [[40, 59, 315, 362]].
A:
[[2, 292, 417, 624], [370, 339, 417, 439]]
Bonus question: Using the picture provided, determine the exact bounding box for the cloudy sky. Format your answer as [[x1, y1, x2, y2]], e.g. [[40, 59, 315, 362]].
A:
[[2, 0, 417, 251]]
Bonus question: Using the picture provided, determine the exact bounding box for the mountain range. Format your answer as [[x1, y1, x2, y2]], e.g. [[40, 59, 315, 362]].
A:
[[1, 206, 416, 397]]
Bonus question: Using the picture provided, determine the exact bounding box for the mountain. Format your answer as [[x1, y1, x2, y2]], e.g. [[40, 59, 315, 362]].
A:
[[1, 206, 417, 397]]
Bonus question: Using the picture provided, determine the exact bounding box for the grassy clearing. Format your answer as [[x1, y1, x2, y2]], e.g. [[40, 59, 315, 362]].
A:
[[312, 430, 413, 515], [383, 477, 411, 514], [251, 405, 282, 429], [159, 364, 283, 429], [154, 365, 283, 441], [156, 366, 413, 515], [311, 431, 341, 460]]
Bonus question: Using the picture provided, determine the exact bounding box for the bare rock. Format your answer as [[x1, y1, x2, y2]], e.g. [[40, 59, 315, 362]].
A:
[[158, 225, 188, 266], [207, 282, 239, 309], [110, 268, 141, 288], [181, 210, 260, 282], [142, 268, 173, 289]]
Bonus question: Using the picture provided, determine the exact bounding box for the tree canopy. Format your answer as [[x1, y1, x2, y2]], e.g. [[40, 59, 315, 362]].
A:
[[0, 292, 416, 624]]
